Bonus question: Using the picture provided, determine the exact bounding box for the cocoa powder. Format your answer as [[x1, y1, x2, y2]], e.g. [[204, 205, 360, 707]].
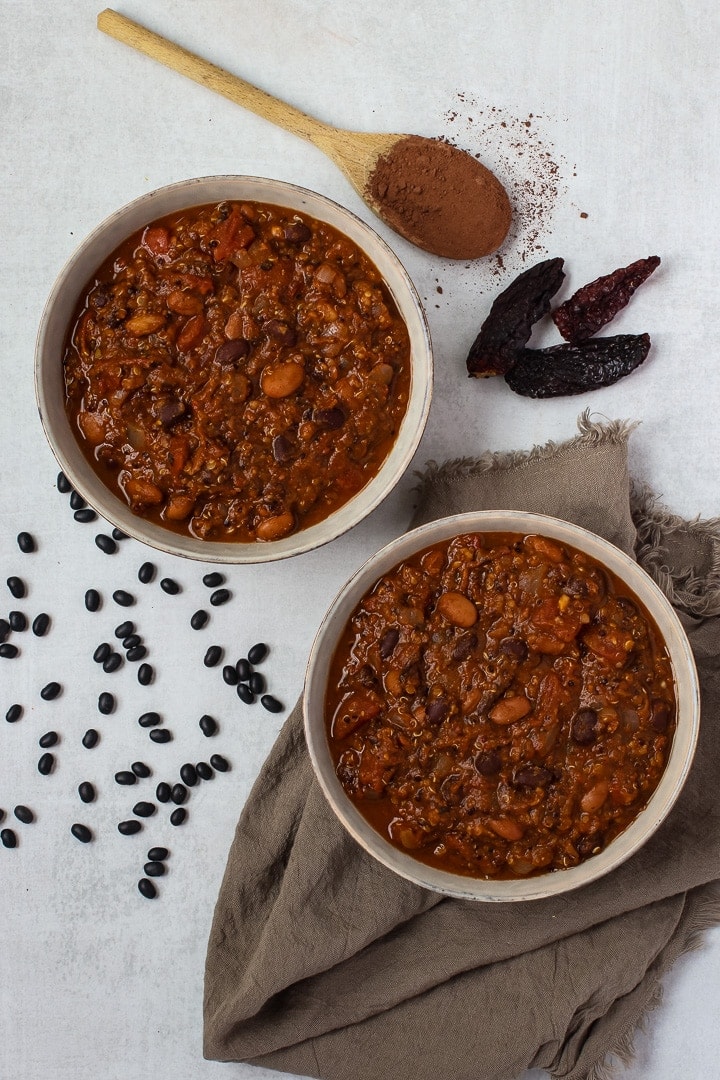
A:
[[367, 135, 511, 260]]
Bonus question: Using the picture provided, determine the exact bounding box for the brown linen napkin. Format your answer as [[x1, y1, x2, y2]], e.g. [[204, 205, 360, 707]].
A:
[[204, 413, 720, 1080]]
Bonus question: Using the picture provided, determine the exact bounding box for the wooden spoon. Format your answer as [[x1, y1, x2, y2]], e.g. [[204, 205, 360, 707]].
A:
[[97, 9, 511, 260]]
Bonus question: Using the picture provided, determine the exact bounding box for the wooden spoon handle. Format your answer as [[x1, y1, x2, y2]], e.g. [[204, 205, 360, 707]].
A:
[[97, 9, 335, 149]]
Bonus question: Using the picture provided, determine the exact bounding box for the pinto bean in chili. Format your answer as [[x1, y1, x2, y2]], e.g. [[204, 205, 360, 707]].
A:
[[326, 532, 676, 879], [63, 201, 411, 542]]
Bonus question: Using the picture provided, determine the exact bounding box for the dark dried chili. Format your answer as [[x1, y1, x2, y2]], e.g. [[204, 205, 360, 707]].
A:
[[504, 333, 651, 398], [552, 256, 661, 343]]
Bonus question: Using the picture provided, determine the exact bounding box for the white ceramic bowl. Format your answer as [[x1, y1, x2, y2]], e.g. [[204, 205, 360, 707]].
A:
[[35, 175, 433, 563], [304, 510, 700, 901]]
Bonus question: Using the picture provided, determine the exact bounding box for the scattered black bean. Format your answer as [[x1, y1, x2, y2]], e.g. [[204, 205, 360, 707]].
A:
[[69, 490, 86, 510], [95, 534, 117, 555], [57, 471, 72, 494], [138, 877, 157, 898], [260, 694, 284, 714], [39, 731, 58, 748], [210, 754, 230, 772], [7, 576, 26, 599], [249, 672, 266, 695], [98, 692, 116, 715], [84, 588, 101, 612], [118, 820, 142, 836], [203, 646, 223, 668], [14, 805, 34, 825], [82, 728, 99, 749], [235, 658, 251, 682], [144, 860, 166, 877], [247, 642, 268, 665], [170, 807, 187, 826], [112, 528, 129, 541], [122, 633, 141, 650], [103, 652, 123, 673], [202, 572, 224, 588], [138, 711, 161, 728], [160, 578, 180, 595], [149, 727, 171, 743], [138, 663, 154, 686], [236, 683, 255, 705], [133, 801, 156, 818], [190, 609, 209, 630], [71, 823, 93, 843], [199, 714, 217, 737], [0, 643, 19, 659], [93, 642, 112, 663], [138, 561, 156, 584], [126, 645, 147, 662], [0, 618, 10, 642], [1, 828, 18, 848], [131, 761, 151, 778], [8, 611, 27, 633], [6, 704, 23, 723], [114, 620, 135, 639], [32, 612, 50, 637], [78, 782, 96, 803], [210, 588, 231, 607], [180, 763, 198, 787], [113, 589, 135, 608], [74, 508, 97, 524], [170, 783, 187, 805], [147, 846, 169, 862], [195, 761, 213, 781], [38, 752, 55, 775], [222, 664, 239, 686], [155, 782, 171, 803], [40, 681, 61, 701], [115, 770, 136, 786], [17, 532, 36, 554], [0, 809, 4, 823]]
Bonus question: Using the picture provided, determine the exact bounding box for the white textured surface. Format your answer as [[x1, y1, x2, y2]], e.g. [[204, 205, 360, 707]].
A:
[[1, 2, 719, 1079]]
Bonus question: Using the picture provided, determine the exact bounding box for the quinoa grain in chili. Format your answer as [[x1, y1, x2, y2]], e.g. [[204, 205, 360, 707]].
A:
[[62, 201, 411, 542], [326, 532, 676, 880]]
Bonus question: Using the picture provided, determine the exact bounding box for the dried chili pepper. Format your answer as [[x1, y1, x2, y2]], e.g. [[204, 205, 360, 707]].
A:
[[552, 256, 661, 343], [467, 257, 565, 377], [504, 333, 651, 398]]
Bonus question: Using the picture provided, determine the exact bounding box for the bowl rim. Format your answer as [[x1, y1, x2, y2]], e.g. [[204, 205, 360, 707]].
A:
[[34, 174, 433, 564], [303, 509, 701, 901]]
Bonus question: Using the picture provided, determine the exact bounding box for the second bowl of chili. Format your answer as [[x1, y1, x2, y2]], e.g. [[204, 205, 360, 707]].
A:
[[35, 175, 433, 562]]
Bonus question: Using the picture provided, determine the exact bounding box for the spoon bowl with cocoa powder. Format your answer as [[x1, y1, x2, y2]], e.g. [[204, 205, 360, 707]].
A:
[[97, 9, 511, 260]]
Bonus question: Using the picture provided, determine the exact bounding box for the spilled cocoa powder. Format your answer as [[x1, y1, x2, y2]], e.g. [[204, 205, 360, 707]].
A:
[[367, 135, 511, 260]]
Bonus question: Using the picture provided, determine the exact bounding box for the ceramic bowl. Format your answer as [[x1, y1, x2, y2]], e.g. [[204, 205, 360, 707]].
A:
[[303, 510, 700, 901], [35, 175, 433, 563]]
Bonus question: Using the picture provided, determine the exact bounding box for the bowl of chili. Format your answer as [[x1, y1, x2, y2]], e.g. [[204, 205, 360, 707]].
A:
[[304, 511, 700, 901], [35, 175, 433, 561]]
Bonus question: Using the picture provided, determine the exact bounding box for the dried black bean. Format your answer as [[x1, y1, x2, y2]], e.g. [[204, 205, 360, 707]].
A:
[[138, 561, 156, 584], [113, 589, 135, 608], [6, 703, 23, 723], [149, 728, 171, 743], [195, 761, 213, 780], [155, 782, 171, 803], [40, 681, 61, 700], [210, 588, 231, 607], [237, 683, 255, 704], [103, 652, 123, 673], [199, 714, 218, 737], [17, 532, 36, 553], [202, 572, 224, 588], [131, 761, 151, 778], [111, 528, 129, 541], [138, 663, 154, 686], [57, 471, 72, 493], [118, 820, 142, 836], [126, 645, 147, 662], [8, 611, 27, 632], [69, 490, 86, 510], [0, 643, 19, 659], [122, 634, 141, 650], [115, 770, 136, 786], [14, 805, 34, 824], [7, 576, 26, 599], [210, 754, 230, 772], [0, 618, 10, 642], [170, 783, 187, 805], [82, 728, 99, 749], [38, 752, 55, 775], [114, 620, 135, 639], [147, 846, 168, 861], [32, 613, 50, 637], [93, 642, 112, 663], [260, 694, 283, 714], [98, 692, 116, 715], [1, 828, 18, 848], [74, 508, 97, 524], [180, 763, 198, 787], [170, 807, 187, 827], [203, 646, 223, 668], [235, 657, 251, 682], [160, 578, 180, 595], [191, 609, 209, 630], [138, 877, 157, 898], [247, 642, 268, 665], [222, 664, 239, 686], [78, 782, 96, 803], [84, 588, 101, 612], [95, 534, 117, 555], [249, 672, 266, 695], [71, 823, 93, 843], [133, 801, 156, 817], [39, 731, 58, 748], [138, 711, 161, 728], [144, 861, 166, 877]]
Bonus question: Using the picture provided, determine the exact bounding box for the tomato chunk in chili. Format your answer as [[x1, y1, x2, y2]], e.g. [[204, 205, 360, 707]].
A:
[[326, 532, 676, 879], [63, 201, 411, 542]]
